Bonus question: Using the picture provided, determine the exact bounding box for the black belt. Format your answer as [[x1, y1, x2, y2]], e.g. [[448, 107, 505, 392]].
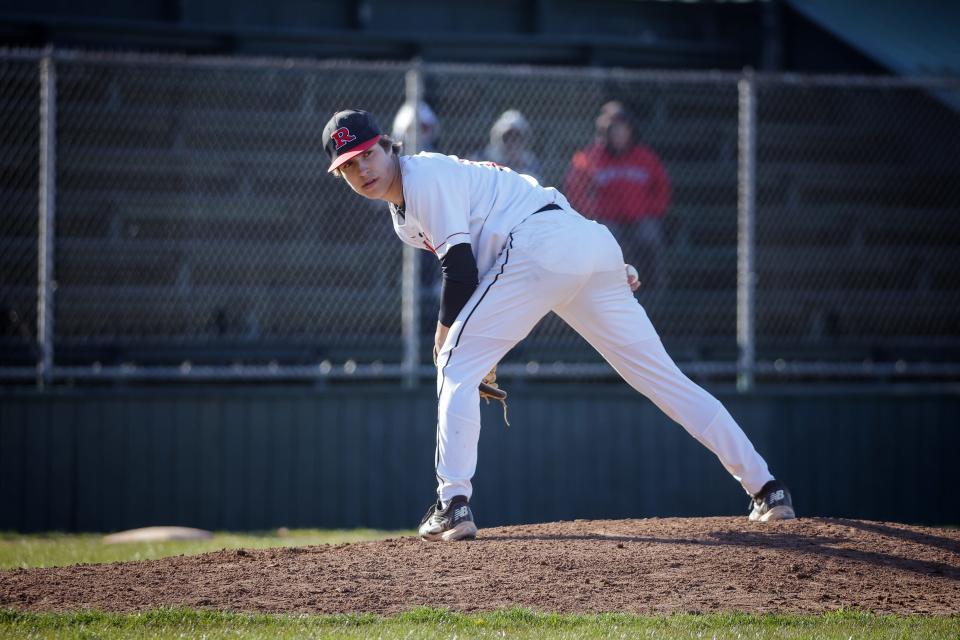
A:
[[511, 202, 563, 234], [533, 203, 562, 214]]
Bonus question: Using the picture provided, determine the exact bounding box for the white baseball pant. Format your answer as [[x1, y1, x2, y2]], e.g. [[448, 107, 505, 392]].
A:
[[434, 207, 775, 506]]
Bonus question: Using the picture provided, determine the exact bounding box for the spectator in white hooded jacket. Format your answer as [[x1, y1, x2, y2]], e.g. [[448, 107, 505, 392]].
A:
[[476, 109, 542, 183]]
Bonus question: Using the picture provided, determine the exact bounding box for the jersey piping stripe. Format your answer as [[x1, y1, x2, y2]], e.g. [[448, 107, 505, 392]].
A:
[[435, 201, 557, 404], [434, 232, 515, 498], [437, 232, 513, 398], [432, 231, 471, 252]]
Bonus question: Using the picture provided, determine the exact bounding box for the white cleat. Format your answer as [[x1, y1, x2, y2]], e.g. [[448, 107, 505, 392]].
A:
[[418, 495, 478, 541]]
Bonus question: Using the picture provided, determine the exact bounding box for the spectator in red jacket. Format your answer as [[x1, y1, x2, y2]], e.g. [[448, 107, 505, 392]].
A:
[[564, 101, 671, 287]]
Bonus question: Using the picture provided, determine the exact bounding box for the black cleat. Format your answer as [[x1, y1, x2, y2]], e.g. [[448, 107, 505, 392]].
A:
[[418, 495, 478, 541], [749, 479, 796, 522]]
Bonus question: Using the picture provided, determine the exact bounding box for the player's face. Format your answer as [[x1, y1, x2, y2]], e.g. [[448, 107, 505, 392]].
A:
[[339, 144, 396, 201]]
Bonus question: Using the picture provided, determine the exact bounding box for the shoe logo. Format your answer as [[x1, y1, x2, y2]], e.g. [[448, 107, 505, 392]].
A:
[[769, 490, 785, 503], [453, 506, 469, 520]]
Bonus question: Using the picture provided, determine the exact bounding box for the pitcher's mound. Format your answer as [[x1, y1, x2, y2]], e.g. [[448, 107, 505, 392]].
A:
[[103, 527, 213, 544], [3, 517, 958, 615]]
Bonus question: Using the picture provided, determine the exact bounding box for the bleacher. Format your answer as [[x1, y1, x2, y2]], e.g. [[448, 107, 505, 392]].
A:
[[748, 84, 960, 363], [0, 60, 408, 367], [2, 59, 959, 370]]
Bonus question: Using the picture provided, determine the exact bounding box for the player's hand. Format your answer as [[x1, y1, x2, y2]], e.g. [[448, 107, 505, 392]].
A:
[[625, 264, 641, 292]]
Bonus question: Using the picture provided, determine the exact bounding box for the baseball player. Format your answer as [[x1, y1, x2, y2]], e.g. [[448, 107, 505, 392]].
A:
[[323, 109, 795, 542]]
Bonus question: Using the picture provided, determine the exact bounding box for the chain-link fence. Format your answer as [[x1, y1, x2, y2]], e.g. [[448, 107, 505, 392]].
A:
[[0, 55, 39, 368], [753, 78, 960, 378], [1, 49, 959, 384], [52, 55, 406, 372]]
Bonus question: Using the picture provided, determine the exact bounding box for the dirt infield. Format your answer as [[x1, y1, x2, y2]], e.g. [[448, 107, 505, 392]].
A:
[[3, 517, 958, 615]]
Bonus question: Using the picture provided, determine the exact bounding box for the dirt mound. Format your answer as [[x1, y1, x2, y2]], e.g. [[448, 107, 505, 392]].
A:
[[3, 517, 958, 615]]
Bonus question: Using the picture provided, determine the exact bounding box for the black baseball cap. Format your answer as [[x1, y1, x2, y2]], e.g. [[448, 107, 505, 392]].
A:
[[323, 109, 382, 173]]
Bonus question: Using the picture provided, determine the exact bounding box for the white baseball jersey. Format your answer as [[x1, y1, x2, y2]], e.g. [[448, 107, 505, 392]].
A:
[[389, 152, 570, 276]]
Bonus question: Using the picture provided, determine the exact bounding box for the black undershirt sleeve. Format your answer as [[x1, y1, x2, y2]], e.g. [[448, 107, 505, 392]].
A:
[[438, 243, 479, 326]]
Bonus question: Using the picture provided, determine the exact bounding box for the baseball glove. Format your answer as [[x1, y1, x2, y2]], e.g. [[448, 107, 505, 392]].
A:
[[479, 366, 510, 426]]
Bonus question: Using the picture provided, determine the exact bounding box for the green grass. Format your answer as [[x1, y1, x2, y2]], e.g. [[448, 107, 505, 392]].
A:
[[3, 533, 957, 638], [1, 608, 958, 639], [0, 529, 412, 570]]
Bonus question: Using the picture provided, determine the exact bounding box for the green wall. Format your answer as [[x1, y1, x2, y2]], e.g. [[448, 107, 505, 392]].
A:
[[1, 385, 957, 532]]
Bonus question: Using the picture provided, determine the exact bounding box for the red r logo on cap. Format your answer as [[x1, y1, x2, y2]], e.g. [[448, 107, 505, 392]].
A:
[[331, 127, 357, 150]]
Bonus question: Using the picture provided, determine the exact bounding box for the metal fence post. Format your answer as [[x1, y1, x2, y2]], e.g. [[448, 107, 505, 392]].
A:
[[736, 68, 757, 392], [37, 51, 57, 388], [401, 65, 422, 388]]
